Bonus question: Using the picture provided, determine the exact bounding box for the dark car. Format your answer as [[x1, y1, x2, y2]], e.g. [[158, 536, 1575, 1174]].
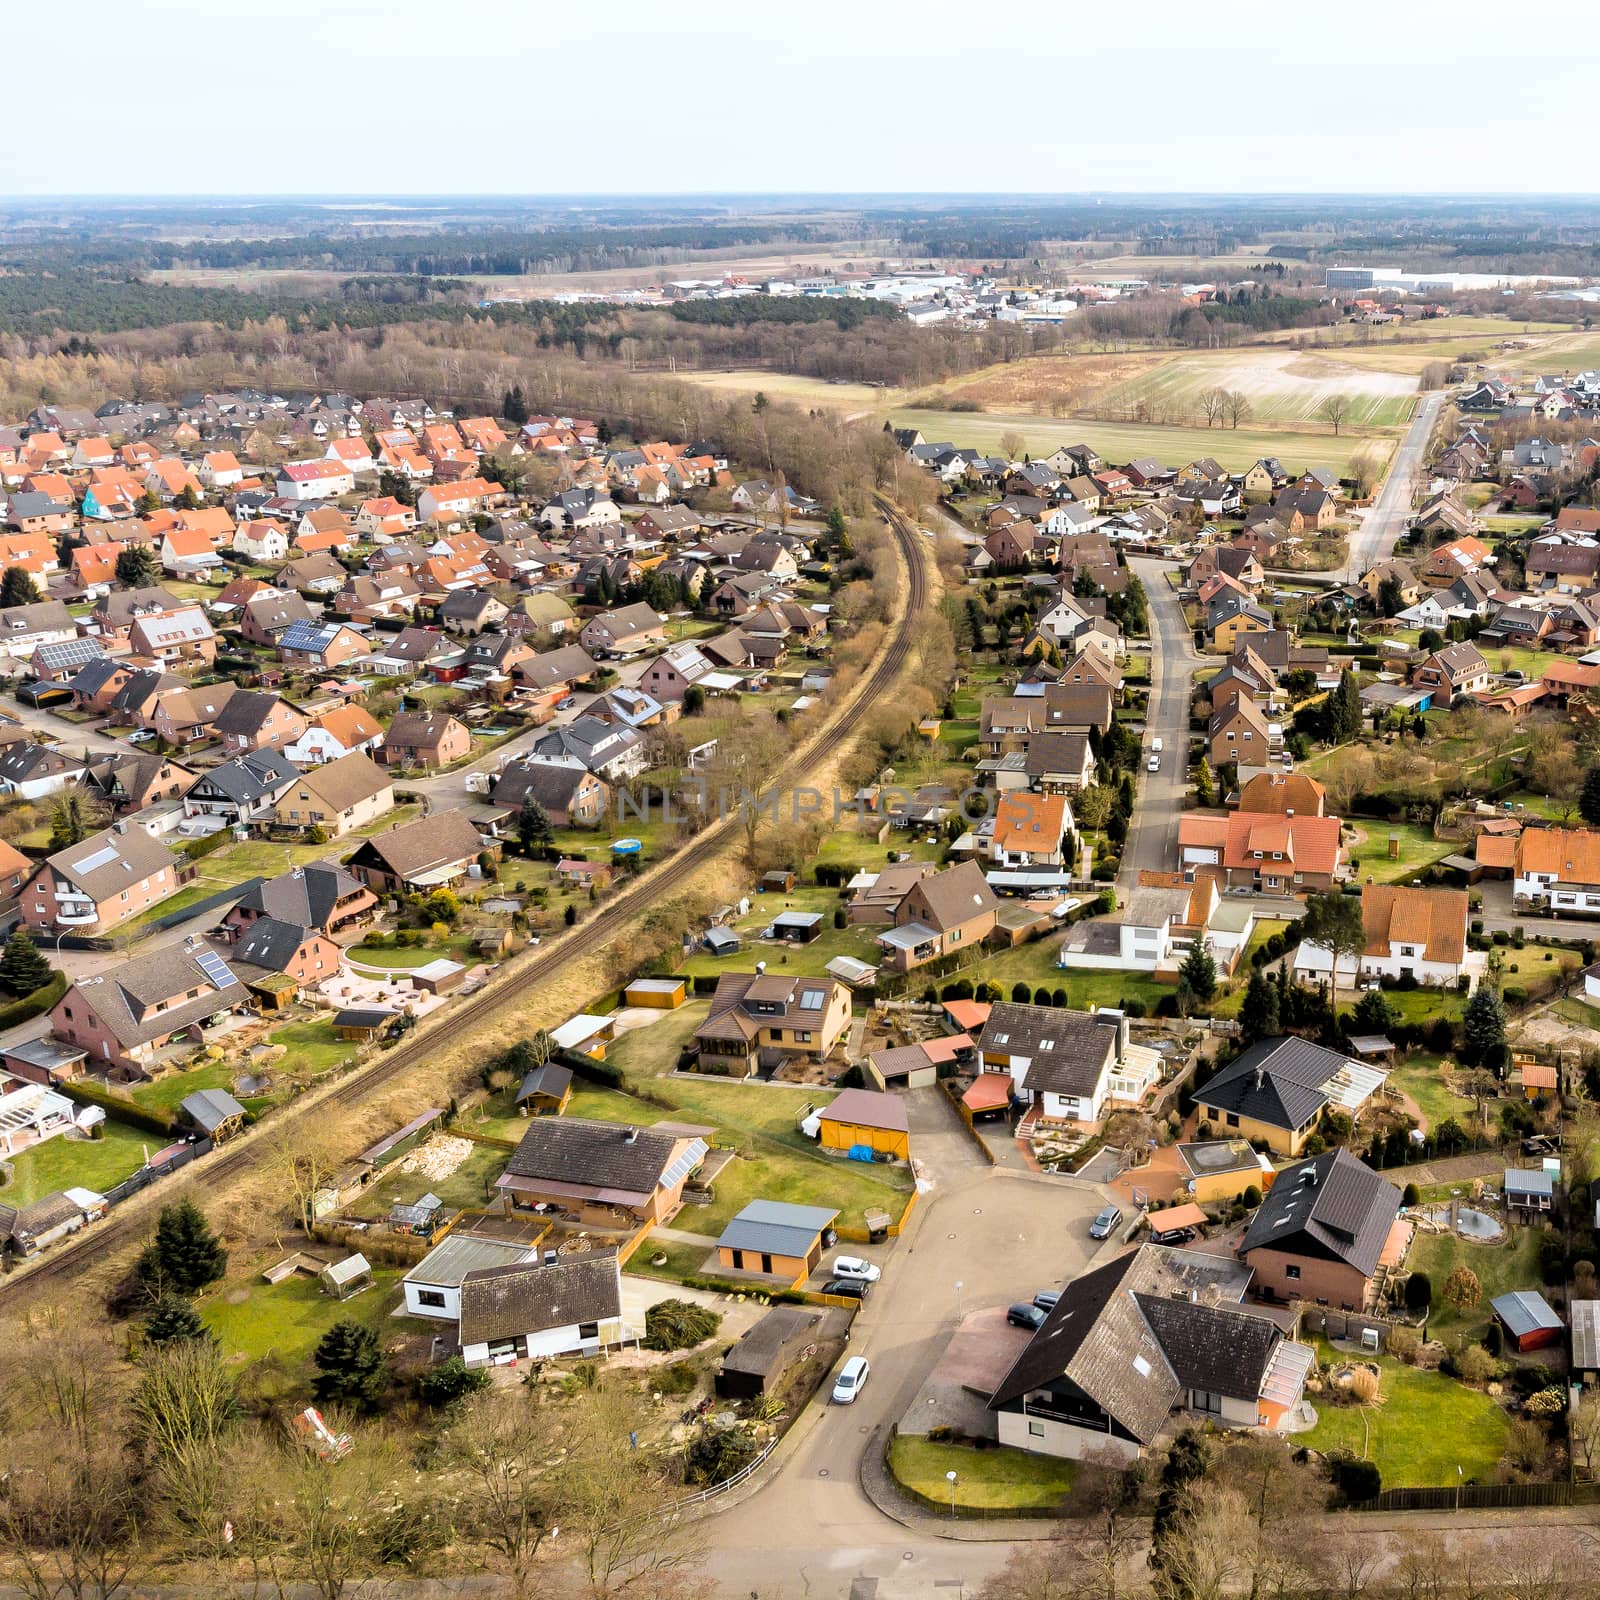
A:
[[1032, 1289, 1061, 1312], [1007, 1301, 1047, 1331], [822, 1277, 870, 1301]]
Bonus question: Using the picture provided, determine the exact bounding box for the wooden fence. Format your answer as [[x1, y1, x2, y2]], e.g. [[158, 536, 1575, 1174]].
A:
[[1358, 1481, 1600, 1513]]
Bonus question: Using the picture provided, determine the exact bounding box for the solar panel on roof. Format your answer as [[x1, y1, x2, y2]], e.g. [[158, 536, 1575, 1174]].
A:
[[799, 988, 825, 1010], [193, 949, 233, 988], [73, 845, 119, 874]]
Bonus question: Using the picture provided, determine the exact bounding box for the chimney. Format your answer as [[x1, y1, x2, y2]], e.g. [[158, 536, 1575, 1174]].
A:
[[113, 819, 127, 834], [1253, 1066, 1265, 1092], [623, 1126, 638, 1145]]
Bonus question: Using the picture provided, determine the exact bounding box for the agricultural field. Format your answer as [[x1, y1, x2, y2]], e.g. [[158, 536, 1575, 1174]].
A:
[[673, 369, 902, 413], [885, 407, 1390, 478]]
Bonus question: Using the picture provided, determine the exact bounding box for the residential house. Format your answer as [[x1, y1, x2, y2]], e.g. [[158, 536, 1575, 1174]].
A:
[[0, 600, 77, 662], [1207, 696, 1273, 768], [988, 792, 1073, 869], [989, 1244, 1307, 1463], [127, 606, 216, 667], [284, 703, 385, 766], [378, 711, 471, 771], [490, 761, 611, 827], [1236, 772, 1326, 817], [874, 860, 999, 973], [215, 692, 309, 757], [527, 716, 646, 781], [494, 1116, 707, 1226], [275, 620, 372, 671], [458, 1251, 628, 1367], [1195, 1038, 1389, 1158], [1296, 883, 1477, 991], [223, 862, 377, 942], [182, 750, 302, 826], [1239, 1148, 1403, 1309], [1177, 810, 1343, 895], [346, 811, 488, 895], [47, 942, 250, 1076], [1412, 642, 1491, 702], [692, 974, 852, 1077], [976, 1003, 1159, 1125], [276, 461, 355, 501], [1513, 826, 1600, 914], [578, 602, 667, 658], [20, 824, 182, 935], [230, 916, 343, 993], [272, 752, 394, 837], [355, 497, 417, 541]]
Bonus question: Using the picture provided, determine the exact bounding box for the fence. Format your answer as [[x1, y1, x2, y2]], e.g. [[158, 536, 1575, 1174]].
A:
[[101, 1136, 213, 1207], [1298, 1304, 1398, 1350], [662, 1436, 778, 1513], [1357, 1481, 1600, 1513], [940, 1079, 997, 1166]]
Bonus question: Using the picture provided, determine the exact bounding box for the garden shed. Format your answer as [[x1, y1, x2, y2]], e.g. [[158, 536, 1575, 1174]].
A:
[[1492, 1289, 1564, 1353], [320, 1253, 373, 1301]]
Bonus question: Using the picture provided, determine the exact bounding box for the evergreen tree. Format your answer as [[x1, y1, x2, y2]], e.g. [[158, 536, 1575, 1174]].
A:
[[683, 684, 705, 716], [1461, 987, 1509, 1074], [1328, 668, 1362, 744], [517, 794, 553, 854], [48, 794, 92, 852], [1193, 756, 1215, 807], [1178, 941, 1218, 1004], [175, 483, 201, 511], [1239, 968, 1280, 1043], [0, 929, 53, 998], [0, 566, 39, 607], [136, 1198, 228, 1297], [312, 1319, 387, 1411], [1300, 890, 1366, 1000], [144, 1294, 212, 1346], [1351, 989, 1398, 1036], [501, 384, 528, 426], [115, 544, 160, 588], [1377, 574, 1403, 616], [1582, 765, 1600, 829]]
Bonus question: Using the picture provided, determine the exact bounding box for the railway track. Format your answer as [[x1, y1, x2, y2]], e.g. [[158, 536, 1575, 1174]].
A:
[[0, 498, 929, 1302]]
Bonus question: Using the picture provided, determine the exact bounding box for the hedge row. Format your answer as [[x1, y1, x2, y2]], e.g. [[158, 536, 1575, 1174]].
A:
[[0, 971, 67, 1030], [59, 1076, 173, 1137]]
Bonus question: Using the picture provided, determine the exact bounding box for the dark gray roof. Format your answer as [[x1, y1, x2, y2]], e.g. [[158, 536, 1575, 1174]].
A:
[[333, 1007, 395, 1029], [493, 761, 601, 811], [233, 915, 315, 973], [69, 942, 248, 1049], [458, 1251, 622, 1346], [180, 1088, 246, 1133], [977, 1002, 1119, 1101], [213, 691, 297, 739], [720, 1305, 824, 1379], [1132, 1293, 1280, 1400], [716, 1199, 838, 1258], [234, 862, 365, 932], [189, 749, 300, 804], [498, 1116, 703, 1202], [1241, 1148, 1401, 1278], [1199, 1035, 1351, 1132], [515, 1063, 573, 1103]]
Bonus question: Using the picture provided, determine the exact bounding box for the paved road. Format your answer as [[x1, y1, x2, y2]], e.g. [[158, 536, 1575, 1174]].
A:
[[698, 1088, 1106, 1598], [1121, 556, 1200, 885], [1340, 392, 1444, 582]]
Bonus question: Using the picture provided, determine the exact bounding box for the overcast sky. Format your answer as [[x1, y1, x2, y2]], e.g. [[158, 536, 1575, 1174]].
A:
[[5, 0, 1599, 197]]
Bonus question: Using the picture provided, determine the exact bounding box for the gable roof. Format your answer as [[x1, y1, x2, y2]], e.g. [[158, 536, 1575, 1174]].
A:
[[977, 1002, 1120, 1101], [498, 1116, 704, 1203], [458, 1251, 623, 1346], [1240, 1148, 1401, 1278], [1362, 883, 1467, 965]]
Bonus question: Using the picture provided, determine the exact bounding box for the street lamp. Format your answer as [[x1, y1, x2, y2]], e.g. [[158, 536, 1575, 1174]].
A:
[[954, 1279, 964, 1321], [946, 1469, 958, 1517], [1456, 1463, 1463, 1511]]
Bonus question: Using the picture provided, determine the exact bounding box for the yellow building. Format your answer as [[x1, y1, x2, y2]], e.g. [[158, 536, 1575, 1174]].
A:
[[623, 977, 687, 1010], [1177, 1139, 1277, 1205], [1210, 609, 1270, 654], [818, 1088, 910, 1161]]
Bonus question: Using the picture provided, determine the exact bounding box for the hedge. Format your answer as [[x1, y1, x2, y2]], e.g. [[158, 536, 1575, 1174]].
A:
[[0, 970, 67, 1031], [60, 1077, 174, 1137], [179, 828, 234, 862]]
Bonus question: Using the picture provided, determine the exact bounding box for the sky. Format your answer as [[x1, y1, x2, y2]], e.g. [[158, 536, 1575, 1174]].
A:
[[5, 0, 1600, 197]]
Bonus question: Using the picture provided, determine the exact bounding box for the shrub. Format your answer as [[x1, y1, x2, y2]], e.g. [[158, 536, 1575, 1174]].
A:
[[1347, 1367, 1380, 1405], [1483, 1320, 1502, 1357], [1329, 1454, 1381, 1504], [1455, 1344, 1498, 1386], [643, 1299, 722, 1351], [1503, 986, 1529, 1007], [1121, 998, 1147, 1019], [1403, 1271, 1432, 1313], [648, 1361, 698, 1397], [1442, 1265, 1481, 1311], [416, 1356, 490, 1407], [1525, 1386, 1565, 1419], [1387, 1327, 1421, 1364], [1402, 1182, 1420, 1208], [1242, 1185, 1262, 1208]]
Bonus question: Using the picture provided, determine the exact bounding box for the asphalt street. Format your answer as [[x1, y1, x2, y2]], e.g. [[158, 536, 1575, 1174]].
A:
[[1340, 391, 1444, 582]]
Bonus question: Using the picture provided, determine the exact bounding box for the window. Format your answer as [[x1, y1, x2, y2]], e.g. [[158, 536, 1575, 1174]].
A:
[[416, 1288, 446, 1309], [1225, 1113, 1240, 1128], [1191, 1390, 1221, 1415], [578, 1321, 599, 1340], [1028, 1420, 1045, 1438], [1285, 1264, 1301, 1281]]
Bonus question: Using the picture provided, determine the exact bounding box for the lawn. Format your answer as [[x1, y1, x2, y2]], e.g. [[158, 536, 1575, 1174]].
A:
[[812, 827, 946, 877], [1, 1122, 150, 1206], [1302, 1339, 1509, 1488], [966, 933, 1169, 1014], [270, 1019, 358, 1078], [1409, 1226, 1547, 1345], [350, 1140, 511, 1219], [888, 1436, 1076, 1512], [1345, 820, 1453, 885], [346, 938, 476, 973], [1385, 1053, 1475, 1131], [129, 1057, 240, 1117], [603, 1003, 711, 1080], [625, 1239, 714, 1283], [201, 1265, 405, 1399], [677, 885, 881, 981], [887, 407, 1393, 479]]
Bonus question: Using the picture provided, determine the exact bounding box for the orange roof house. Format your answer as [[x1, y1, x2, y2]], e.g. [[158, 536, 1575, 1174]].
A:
[[1236, 772, 1327, 817], [176, 507, 236, 544], [70, 545, 119, 589], [1514, 827, 1600, 904], [146, 459, 203, 499], [990, 792, 1070, 865], [0, 532, 59, 572], [1361, 883, 1468, 967]]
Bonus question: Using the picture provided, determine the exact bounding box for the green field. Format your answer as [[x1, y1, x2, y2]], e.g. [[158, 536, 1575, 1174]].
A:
[[2, 1123, 151, 1206], [887, 407, 1392, 478], [1303, 1340, 1509, 1488], [888, 1436, 1076, 1512], [1092, 349, 1418, 430]]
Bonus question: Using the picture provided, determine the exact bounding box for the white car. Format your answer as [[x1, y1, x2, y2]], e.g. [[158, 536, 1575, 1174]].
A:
[[832, 1355, 870, 1404], [830, 1255, 881, 1283], [1147, 754, 1160, 772], [1151, 737, 1164, 753]]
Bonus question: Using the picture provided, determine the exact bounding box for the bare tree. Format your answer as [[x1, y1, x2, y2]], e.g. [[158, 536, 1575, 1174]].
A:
[[1318, 394, 1352, 436], [445, 1392, 561, 1600], [1199, 388, 1227, 429], [1000, 430, 1027, 462], [1150, 1483, 1251, 1600], [1224, 391, 1253, 430], [130, 1337, 239, 1462]]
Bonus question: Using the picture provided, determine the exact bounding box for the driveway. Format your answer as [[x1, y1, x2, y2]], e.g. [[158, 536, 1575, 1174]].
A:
[[1122, 555, 1200, 884]]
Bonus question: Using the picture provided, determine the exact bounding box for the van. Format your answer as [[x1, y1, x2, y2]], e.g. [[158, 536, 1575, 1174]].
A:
[[1151, 737, 1163, 753]]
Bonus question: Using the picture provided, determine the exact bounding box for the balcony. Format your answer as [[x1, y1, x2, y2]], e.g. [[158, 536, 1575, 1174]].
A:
[[54, 902, 98, 926]]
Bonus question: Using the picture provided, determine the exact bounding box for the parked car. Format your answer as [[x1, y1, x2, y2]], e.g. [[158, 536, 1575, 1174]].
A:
[[1007, 1301, 1048, 1331], [822, 1277, 870, 1301], [1089, 1204, 1122, 1240], [1502, 669, 1526, 684], [832, 1356, 871, 1403], [556, 694, 577, 710], [1151, 737, 1164, 753], [1147, 754, 1161, 772], [1032, 1289, 1061, 1312], [830, 1255, 881, 1283]]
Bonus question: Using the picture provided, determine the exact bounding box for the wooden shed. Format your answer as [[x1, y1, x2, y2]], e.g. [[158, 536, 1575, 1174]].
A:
[[515, 1063, 573, 1117], [333, 1007, 398, 1042], [716, 1306, 825, 1400], [623, 977, 687, 1010], [817, 1088, 910, 1161]]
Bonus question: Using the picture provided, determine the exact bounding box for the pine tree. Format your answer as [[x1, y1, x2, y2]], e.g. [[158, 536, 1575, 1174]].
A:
[[1178, 941, 1218, 1003], [1352, 989, 1398, 1035], [48, 794, 91, 852], [1239, 968, 1280, 1043], [1581, 765, 1600, 829], [502, 385, 528, 427], [136, 1198, 228, 1297], [0, 929, 53, 998], [517, 794, 553, 854], [175, 483, 200, 511], [312, 1319, 387, 1411], [1193, 756, 1216, 807], [0, 566, 39, 607], [1461, 987, 1509, 1073], [115, 544, 160, 588], [144, 1294, 212, 1346]]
